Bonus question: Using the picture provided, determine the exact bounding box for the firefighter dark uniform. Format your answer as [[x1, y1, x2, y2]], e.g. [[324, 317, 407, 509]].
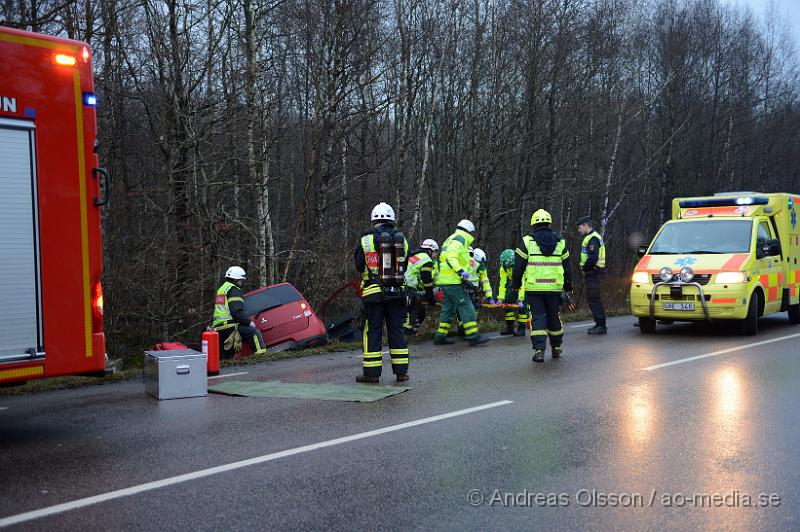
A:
[[354, 204, 409, 383], [212, 277, 267, 359], [577, 216, 607, 334], [404, 246, 437, 334], [498, 249, 528, 336], [513, 210, 573, 363]]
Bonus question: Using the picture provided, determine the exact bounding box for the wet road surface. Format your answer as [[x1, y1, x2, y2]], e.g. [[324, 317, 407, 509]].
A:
[[2, 315, 800, 530]]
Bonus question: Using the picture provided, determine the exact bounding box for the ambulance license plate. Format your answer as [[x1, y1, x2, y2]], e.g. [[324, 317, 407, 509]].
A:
[[663, 303, 694, 311]]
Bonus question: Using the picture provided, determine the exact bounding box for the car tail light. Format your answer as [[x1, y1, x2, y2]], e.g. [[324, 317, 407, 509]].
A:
[[93, 282, 104, 318]]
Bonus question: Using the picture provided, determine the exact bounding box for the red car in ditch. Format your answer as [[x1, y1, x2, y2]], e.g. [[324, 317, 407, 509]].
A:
[[241, 283, 328, 352]]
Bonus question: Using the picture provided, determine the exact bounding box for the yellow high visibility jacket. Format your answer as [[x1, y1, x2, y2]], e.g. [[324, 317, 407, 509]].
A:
[[437, 229, 474, 285], [580, 231, 606, 271], [519, 237, 569, 292]]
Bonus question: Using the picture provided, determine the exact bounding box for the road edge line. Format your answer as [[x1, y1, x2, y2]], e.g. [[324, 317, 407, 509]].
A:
[[643, 333, 800, 371]]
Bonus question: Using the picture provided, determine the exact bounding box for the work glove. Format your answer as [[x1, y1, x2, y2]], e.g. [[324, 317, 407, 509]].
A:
[[459, 270, 471, 281], [249, 321, 257, 328], [518, 301, 525, 310], [505, 289, 518, 305], [351, 302, 367, 330], [223, 329, 243, 353], [487, 298, 497, 306]]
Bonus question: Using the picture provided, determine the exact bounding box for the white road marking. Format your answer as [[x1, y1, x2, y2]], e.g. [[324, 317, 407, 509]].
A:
[[0, 407, 7, 411], [643, 333, 800, 371], [207, 371, 249, 380], [570, 323, 594, 328], [0, 400, 513, 528]]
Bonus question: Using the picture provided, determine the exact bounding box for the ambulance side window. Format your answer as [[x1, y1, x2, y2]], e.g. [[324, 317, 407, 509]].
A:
[[757, 222, 773, 244]]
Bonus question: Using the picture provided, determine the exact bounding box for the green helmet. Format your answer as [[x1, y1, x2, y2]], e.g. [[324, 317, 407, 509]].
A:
[[500, 249, 515, 268]]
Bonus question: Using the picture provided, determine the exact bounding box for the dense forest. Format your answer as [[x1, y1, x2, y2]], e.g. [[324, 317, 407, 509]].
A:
[[3, 0, 799, 355]]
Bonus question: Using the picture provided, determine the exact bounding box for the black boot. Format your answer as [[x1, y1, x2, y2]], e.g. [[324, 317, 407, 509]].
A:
[[396, 373, 409, 382], [433, 336, 455, 345], [356, 375, 380, 383], [468, 334, 489, 346], [552, 346, 562, 358], [499, 321, 515, 335], [513, 323, 526, 336], [532, 349, 545, 363], [587, 325, 607, 335]]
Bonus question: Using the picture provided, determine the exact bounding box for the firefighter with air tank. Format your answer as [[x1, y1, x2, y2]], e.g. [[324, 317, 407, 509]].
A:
[[354, 202, 410, 383]]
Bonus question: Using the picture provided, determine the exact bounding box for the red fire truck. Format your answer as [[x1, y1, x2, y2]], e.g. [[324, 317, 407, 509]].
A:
[[0, 27, 107, 384]]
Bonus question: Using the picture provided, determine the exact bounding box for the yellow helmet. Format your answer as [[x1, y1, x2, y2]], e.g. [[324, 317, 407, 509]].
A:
[[530, 209, 552, 225]]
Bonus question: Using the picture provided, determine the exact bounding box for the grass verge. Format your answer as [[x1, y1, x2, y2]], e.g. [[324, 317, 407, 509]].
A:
[[0, 306, 628, 397]]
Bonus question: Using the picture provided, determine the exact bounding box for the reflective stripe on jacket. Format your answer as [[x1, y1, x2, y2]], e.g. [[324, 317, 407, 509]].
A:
[[520, 237, 568, 292], [498, 266, 525, 302], [212, 281, 242, 327], [437, 229, 474, 285], [405, 251, 436, 290], [580, 231, 606, 270]]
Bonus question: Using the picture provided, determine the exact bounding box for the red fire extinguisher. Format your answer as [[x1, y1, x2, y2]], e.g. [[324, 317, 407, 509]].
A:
[[202, 330, 220, 376]]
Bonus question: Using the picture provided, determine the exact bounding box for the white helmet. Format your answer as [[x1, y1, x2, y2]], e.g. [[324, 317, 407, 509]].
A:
[[371, 202, 396, 222], [421, 239, 439, 252], [457, 219, 475, 233], [225, 266, 246, 280], [473, 248, 486, 263]]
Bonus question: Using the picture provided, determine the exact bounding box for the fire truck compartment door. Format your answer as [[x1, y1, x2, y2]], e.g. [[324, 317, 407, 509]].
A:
[[0, 119, 43, 361]]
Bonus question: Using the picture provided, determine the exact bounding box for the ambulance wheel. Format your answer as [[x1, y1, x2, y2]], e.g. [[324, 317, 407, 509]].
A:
[[742, 296, 759, 336], [789, 304, 800, 324], [638, 317, 656, 334]]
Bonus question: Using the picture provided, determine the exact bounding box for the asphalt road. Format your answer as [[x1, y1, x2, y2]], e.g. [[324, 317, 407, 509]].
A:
[[2, 315, 800, 531]]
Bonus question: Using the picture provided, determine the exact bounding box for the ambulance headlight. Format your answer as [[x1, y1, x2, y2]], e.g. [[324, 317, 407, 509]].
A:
[[715, 271, 747, 284], [679, 267, 694, 282], [631, 271, 650, 284], [659, 267, 674, 283]]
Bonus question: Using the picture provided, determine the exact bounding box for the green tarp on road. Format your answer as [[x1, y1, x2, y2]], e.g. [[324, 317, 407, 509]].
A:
[[208, 380, 413, 402]]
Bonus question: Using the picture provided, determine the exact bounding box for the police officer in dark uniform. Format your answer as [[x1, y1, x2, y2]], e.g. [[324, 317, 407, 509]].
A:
[[354, 202, 409, 383], [577, 216, 607, 335]]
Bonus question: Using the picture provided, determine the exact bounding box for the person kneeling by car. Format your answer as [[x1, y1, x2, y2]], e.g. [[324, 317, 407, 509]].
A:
[[211, 266, 268, 359]]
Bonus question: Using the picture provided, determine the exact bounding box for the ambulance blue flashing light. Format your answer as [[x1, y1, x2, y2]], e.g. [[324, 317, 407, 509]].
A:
[[679, 196, 769, 209]]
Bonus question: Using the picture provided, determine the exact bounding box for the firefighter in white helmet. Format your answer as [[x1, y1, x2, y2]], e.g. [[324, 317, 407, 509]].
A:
[[211, 266, 267, 359], [354, 202, 410, 383], [403, 238, 440, 334], [434, 219, 489, 346]]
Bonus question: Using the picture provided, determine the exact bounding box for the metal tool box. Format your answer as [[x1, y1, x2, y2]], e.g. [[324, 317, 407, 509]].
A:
[[144, 349, 207, 400]]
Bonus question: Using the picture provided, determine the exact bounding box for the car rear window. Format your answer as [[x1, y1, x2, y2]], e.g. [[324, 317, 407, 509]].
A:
[[243, 284, 303, 316]]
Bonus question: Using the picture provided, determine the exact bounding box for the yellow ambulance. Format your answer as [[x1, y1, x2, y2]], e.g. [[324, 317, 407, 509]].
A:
[[630, 193, 800, 334]]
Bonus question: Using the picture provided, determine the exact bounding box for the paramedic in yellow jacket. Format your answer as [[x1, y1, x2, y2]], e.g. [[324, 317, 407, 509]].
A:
[[498, 248, 528, 336], [433, 220, 489, 346], [470, 248, 494, 303]]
